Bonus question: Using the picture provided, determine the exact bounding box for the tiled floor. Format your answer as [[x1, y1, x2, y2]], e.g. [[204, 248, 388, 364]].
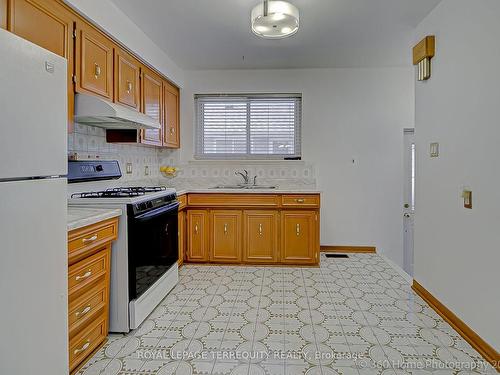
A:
[[77, 254, 496, 374]]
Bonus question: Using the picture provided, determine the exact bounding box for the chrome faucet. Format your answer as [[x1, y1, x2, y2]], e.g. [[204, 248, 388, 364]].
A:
[[235, 169, 249, 185]]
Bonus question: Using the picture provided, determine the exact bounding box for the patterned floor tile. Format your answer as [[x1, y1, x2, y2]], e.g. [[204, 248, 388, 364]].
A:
[[76, 254, 494, 375]]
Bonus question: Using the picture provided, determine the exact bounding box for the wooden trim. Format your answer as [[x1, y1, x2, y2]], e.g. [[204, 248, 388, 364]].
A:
[[320, 245, 376, 253], [1, 0, 7, 29], [412, 280, 499, 370]]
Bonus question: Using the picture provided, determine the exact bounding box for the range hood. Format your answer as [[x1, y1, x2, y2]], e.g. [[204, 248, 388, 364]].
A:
[[74, 93, 161, 130]]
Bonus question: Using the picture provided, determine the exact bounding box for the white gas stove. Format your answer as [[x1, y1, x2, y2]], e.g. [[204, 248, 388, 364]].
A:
[[68, 160, 179, 332]]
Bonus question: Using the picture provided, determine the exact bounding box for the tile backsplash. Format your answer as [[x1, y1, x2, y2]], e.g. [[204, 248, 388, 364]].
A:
[[68, 124, 316, 188], [68, 123, 171, 181]]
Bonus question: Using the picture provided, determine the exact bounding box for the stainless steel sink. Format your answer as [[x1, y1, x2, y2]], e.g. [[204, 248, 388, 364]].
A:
[[211, 185, 247, 189], [211, 185, 276, 190]]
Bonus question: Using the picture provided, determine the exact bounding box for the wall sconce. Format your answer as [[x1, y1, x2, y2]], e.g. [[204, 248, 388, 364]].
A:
[[413, 36, 435, 81]]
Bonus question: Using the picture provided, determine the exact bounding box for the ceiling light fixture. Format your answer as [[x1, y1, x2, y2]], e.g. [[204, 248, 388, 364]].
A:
[[251, 0, 299, 39]]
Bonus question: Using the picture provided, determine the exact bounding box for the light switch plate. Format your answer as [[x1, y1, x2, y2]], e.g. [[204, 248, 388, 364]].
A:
[[126, 163, 133, 174], [462, 189, 472, 209], [430, 142, 439, 157]]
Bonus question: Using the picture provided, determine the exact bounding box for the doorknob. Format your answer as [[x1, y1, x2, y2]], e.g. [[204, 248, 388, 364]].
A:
[[404, 203, 410, 208]]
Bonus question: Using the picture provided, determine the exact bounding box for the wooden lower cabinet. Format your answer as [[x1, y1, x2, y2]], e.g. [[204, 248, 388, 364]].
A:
[[210, 210, 242, 263], [178, 210, 185, 266], [243, 210, 279, 263], [182, 193, 320, 266], [68, 217, 118, 373], [186, 210, 209, 262], [281, 210, 318, 265]]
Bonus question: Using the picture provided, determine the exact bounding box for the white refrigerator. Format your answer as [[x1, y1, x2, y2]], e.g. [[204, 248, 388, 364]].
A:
[[0, 29, 69, 374]]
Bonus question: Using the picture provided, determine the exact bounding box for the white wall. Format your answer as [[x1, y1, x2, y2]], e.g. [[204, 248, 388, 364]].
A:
[[414, 0, 500, 350], [64, 0, 184, 87], [182, 68, 414, 267]]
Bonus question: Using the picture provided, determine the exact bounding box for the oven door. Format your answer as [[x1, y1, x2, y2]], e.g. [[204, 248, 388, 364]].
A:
[[128, 201, 179, 300]]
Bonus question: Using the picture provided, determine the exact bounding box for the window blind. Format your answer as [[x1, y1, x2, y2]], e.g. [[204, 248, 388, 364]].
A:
[[195, 94, 302, 159]]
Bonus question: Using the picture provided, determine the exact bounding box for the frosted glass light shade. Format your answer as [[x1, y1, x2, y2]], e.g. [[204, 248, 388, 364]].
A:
[[251, 1, 299, 39]]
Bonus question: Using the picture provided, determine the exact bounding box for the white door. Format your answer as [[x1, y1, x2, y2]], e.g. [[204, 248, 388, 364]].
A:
[[403, 129, 415, 276]]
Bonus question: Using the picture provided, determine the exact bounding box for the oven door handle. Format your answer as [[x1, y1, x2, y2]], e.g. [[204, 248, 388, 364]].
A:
[[133, 201, 180, 221]]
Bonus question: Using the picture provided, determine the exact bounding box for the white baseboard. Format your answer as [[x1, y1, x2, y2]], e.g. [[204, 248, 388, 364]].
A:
[[378, 253, 412, 284]]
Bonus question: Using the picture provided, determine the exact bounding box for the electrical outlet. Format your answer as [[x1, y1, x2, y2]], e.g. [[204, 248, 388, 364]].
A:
[[126, 163, 132, 174], [144, 165, 150, 176]]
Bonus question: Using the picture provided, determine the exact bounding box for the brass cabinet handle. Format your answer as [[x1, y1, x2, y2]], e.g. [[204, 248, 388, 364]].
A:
[[296, 198, 305, 203], [296, 223, 300, 236], [224, 223, 228, 235], [126, 81, 132, 94], [75, 270, 92, 281], [75, 305, 92, 318], [82, 234, 98, 243], [74, 340, 90, 355], [259, 223, 263, 235], [194, 224, 198, 234], [170, 127, 175, 135], [94, 63, 101, 78]]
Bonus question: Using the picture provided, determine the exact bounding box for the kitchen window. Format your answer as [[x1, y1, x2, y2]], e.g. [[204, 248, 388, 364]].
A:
[[195, 94, 302, 159]]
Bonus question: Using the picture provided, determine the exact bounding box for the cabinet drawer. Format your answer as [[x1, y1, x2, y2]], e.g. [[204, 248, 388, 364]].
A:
[[68, 218, 117, 265], [68, 247, 110, 299], [281, 194, 320, 208], [69, 315, 107, 372], [188, 194, 280, 208], [177, 194, 187, 210], [69, 282, 107, 338]]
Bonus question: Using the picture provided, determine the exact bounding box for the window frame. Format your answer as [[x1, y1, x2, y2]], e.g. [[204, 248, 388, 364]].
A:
[[194, 93, 302, 160]]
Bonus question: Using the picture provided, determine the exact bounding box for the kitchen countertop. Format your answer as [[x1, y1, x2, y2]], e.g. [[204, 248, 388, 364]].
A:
[[67, 207, 122, 231], [174, 188, 322, 196]]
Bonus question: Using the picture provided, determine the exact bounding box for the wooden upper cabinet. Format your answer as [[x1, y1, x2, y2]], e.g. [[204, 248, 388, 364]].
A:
[[75, 21, 113, 100], [114, 48, 140, 110], [281, 210, 318, 265], [243, 210, 279, 263], [163, 81, 180, 148], [210, 210, 242, 263], [8, 0, 75, 129], [140, 67, 163, 146], [186, 210, 209, 262]]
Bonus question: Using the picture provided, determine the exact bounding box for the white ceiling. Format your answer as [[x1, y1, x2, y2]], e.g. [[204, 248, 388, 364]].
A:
[[110, 0, 441, 70]]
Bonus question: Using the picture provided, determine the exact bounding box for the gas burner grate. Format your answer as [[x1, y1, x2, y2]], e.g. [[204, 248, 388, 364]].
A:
[[71, 186, 167, 198]]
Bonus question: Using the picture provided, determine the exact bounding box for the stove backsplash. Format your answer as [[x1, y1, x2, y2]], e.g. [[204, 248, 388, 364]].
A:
[[68, 124, 316, 190], [68, 123, 172, 182]]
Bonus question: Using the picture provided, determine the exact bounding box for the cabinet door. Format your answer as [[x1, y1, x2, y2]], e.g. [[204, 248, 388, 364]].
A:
[[8, 0, 75, 129], [76, 21, 113, 100], [140, 67, 162, 146], [243, 210, 279, 263], [114, 49, 140, 110], [186, 210, 208, 262], [163, 81, 179, 148], [178, 210, 185, 267], [281, 211, 318, 265], [210, 210, 242, 263]]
